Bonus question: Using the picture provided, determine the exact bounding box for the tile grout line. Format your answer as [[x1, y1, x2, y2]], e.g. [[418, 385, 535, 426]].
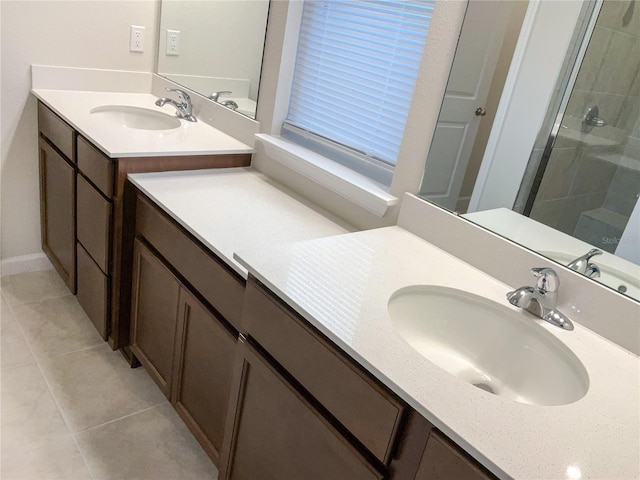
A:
[[2, 291, 41, 368], [36, 361, 97, 480], [34, 342, 169, 436], [1, 273, 196, 478], [72, 401, 170, 436], [1, 277, 96, 478], [5, 288, 104, 364], [34, 342, 107, 363], [2, 291, 75, 311], [10, 298, 97, 480], [2, 300, 95, 478]]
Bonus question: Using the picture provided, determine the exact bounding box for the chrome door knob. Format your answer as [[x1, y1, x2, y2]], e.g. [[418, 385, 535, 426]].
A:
[[475, 107, 487, 117]]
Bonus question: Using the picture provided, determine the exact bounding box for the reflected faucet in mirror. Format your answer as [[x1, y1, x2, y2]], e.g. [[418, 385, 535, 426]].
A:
[[567, 249, 602, 278], [219, 100, 239, 111], [156, 0, 270, 120], [209, 91, 232, 102]]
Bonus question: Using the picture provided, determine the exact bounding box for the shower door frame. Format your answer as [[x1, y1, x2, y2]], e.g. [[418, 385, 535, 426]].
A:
[[521, 0, 604, 216]]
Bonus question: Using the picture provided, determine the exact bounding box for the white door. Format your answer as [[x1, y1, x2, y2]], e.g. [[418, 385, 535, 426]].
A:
[[420, 1, 512, 211]]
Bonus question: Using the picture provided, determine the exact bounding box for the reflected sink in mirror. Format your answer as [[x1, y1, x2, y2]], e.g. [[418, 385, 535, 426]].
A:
[[388, 286, 589, 406], [90, 105, 182, 130], [540, 251, 640, 298]]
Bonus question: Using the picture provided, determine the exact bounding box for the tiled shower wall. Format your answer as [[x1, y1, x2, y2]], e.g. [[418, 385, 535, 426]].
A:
[[530, 0, 640, 251]]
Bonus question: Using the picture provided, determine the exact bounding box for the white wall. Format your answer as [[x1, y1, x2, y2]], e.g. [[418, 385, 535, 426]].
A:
[[158, 0, 269, 100], [0, 0, 159, 264]]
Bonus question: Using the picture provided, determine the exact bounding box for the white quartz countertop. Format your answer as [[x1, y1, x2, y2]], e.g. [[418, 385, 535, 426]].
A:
[[127, 168, 354, 278], [234, 227, 640, 480], [32, 89, 253, 158]]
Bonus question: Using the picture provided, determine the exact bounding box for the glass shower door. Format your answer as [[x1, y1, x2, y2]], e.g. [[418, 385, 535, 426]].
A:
[[526, 0, 639, 255]]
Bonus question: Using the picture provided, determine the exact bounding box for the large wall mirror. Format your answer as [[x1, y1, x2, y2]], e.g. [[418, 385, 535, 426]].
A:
[[420, 0, 640, 301], [156, 0, 270, 119]]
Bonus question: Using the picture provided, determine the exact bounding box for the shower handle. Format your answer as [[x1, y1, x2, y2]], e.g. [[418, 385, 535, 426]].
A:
[[582, 105, 608, 133]]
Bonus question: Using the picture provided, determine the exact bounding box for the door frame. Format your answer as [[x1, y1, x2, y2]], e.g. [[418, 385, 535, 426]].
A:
[[467, 0, 591, 212]]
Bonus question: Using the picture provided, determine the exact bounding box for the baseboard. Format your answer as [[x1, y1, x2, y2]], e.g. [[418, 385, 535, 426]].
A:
[[1, 253, 54, 277]]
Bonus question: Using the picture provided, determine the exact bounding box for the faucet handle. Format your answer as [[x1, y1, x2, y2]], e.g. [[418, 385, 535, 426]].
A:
[[584, 248, 603, 260], [531, 267, 559, 294], [165, 87, 191, 104]]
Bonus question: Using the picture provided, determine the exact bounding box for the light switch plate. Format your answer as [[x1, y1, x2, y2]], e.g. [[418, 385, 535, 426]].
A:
[[166, 30, 180, 56], [130, 25, 145, 52]]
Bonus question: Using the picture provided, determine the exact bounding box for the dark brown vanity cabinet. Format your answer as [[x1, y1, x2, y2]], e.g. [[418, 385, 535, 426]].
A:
[[229, 278, 499, 480], [415, 430, 496, 480], [130, 239, 181, 398], [220, 277, 406, 479], [75, 144, 113, 338], [172, 287, 237, 464], [122, 191, 500, 480], [129, 192, 241, 465], [221, 339, 384, 480], [38, 135, 76, 292], [37, 101, 251, 347], [389, 411, 498, 480]]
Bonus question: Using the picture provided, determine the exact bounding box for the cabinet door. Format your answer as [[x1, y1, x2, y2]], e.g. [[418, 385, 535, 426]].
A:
[[130, 239, 180, 398], [220, 340, 383, 480], [39, 137, 75, 292], [415, 430, 496, 480], [172, 288, 237, 466]]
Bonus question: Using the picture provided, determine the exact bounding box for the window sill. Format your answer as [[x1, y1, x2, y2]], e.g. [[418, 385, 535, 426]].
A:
[[255, 134, 398, 217]]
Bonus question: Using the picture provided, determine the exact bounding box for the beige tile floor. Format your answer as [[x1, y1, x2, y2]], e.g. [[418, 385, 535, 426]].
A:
[[1, 270, 218, 480]]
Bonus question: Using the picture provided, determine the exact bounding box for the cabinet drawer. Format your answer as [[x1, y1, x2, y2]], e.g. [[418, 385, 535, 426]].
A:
[[243, 279, 405, 465], [77, 243, 109, 339], [136, 195, 245, 331], [38, 102, 75, 161], [77, 136, 114, 198], [77, 175, 112, 274]]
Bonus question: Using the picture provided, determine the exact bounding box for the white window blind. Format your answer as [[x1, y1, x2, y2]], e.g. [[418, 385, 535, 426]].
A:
[[285, 0, 435, 167]]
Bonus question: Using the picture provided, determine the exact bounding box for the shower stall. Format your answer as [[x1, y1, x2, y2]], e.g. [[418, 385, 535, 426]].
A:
[[519, 0, 639, 259]]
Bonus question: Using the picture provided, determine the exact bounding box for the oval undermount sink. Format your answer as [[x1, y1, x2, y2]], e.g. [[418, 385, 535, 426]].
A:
[[90, 105, 181, 130], [388, 286, 589, 406]]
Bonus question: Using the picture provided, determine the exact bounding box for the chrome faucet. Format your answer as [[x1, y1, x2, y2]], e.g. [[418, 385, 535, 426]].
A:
[[507, 267, 574, 330], [208, 91, 232, 102], [155, 88, 197, 122], [567, 248, 602, 278]]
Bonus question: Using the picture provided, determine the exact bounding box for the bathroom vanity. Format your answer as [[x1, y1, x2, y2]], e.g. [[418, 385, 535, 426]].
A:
[[124, 172, 499, 480], [31, 76, 639, 480], [35, 95, 251, 349], [125, 169, 639, 480]]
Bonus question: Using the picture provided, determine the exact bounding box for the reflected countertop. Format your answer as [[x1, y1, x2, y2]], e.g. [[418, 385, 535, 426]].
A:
[[32, 89, 253, 158]]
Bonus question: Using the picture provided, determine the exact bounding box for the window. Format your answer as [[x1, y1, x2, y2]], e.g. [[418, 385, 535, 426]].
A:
[[282, 0, 436, 185]]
